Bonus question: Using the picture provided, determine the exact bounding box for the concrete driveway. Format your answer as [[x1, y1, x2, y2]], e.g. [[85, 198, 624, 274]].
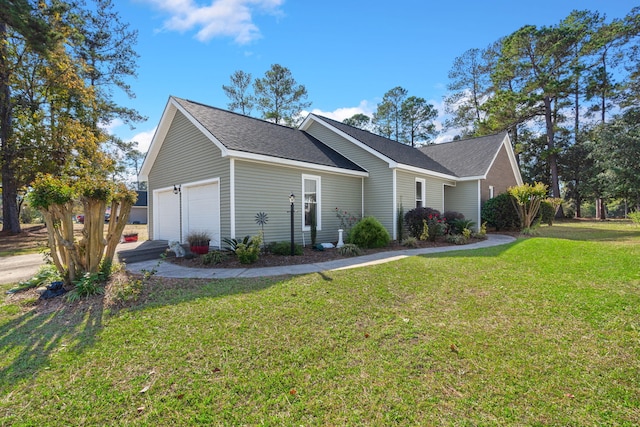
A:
[[0, 252, 47, 285]]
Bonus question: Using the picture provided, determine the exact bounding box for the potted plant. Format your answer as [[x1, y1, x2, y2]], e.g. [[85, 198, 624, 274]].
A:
[[186, 230, 211, 255], [122, 232, 138, 243]]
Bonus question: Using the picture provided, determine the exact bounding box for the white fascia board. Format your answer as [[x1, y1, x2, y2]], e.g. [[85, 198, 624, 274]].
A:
[[139, 97, 229, 181], [301, 115, 398, 168], [227, 149, 369, 178], [455, 175, 487, 182], [395, 163, 458, 182]]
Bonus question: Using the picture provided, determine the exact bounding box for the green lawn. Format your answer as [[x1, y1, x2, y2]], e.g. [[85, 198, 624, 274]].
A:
[[1, 221, 639, 425]]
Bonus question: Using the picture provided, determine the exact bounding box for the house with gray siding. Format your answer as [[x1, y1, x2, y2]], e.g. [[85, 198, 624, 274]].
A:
[[139, 96, 522, 248]]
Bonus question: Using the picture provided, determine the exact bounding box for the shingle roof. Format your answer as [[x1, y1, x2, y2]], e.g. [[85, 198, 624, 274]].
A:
[[419, 132, 507, 178], [173, 97, 366, 173], [312, 115, 456, 176]]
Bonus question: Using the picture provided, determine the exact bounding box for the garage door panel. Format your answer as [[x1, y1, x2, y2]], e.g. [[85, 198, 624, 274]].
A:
[[155, 190, 181, 241], [184, 182, 220, 247]]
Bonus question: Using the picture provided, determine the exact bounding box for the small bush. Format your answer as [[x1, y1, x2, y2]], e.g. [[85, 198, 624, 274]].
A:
[[443, 211, 465, 232], [482, 193, 520, 231], [14, 264, 61, 292], [268, 241, 304, 256], [405, 207, 441, 238], [222, 235, 252, 252], [451, 218, 476, 235], [68, 272, 106, 301], [538, 201, 555, 226], [346, 216, 390, 249], [236, 233, 262, 264], [201, 250, 227, 265], [629, 211, 640, 225], [401, 236, 419, 248], [337, 243, 362, 257], [445, 234, 468, 245]]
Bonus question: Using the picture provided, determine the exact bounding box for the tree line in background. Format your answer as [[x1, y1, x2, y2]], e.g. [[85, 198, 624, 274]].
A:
[[224, 8, 640, 218], [0, 0, 144, 234], [224, 66, 440, 147], [443, 8, 640, 217]]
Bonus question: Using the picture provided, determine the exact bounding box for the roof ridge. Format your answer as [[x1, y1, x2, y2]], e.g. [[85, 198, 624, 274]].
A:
[[432, 131, 507, 146], [173, 96, 300, 132]]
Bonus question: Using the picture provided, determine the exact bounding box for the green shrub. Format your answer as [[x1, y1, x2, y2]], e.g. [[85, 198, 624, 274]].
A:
[[482, 193, 520, 231], [404, 207, 441, 238], [629, 211, 640, 225], [222, 235, 252, 252], [201, 250, 227, 265], [401, 236, 419, 248], [442, 210, 465, 232], [451, 218, 476, 235], [538, 201, 556, 226], [14, 264, 61, 292], [68, 272, 106, 301], [445, 234, 468, 245], [346, 216, 390, 249], [236, 233, 262, 264], [397, 203, 405, 243], [337, 243, 362, 257], [268, 241, 303, 256]]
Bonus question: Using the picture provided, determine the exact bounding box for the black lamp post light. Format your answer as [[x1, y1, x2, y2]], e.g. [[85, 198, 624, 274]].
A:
[[289, 193, 295, 256]]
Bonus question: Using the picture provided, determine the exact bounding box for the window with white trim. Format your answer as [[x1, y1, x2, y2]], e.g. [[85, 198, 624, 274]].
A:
[[489, 185, 495, 199], [302, 175, 321, 230], [416, 178, 425, 208]]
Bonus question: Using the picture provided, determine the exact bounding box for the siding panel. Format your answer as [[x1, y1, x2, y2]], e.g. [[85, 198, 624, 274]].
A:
[[148, 111, 230, 240], [445, 181, 480, 230], [233, 160, 362, 245]]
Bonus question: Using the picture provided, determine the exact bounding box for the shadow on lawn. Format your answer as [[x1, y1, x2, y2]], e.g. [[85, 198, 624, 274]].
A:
[[0, 298, 105, 391]]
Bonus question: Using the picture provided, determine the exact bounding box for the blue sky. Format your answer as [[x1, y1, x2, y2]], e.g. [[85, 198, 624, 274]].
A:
[[110, 0, 634, 151]]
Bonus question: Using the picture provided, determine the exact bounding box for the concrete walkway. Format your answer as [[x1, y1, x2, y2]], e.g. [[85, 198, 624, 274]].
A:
[[126, 234, 516, 279]]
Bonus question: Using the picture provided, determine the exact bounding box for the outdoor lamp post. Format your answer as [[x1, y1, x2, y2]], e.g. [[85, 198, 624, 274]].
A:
[[289, 193, 295, 256]]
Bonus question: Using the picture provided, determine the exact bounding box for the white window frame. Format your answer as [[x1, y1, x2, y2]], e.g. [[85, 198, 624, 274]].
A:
[[415, 178, 426, 208], [489, 185, 495, 199], [302, 174, 321, 231]]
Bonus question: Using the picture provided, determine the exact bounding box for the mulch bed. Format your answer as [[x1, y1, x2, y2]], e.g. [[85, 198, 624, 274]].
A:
[[167, 238, 481, 269]]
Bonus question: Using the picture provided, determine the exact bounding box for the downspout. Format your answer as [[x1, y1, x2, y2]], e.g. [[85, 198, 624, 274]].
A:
[[230, 158, 236, 239], [392, 169, 397, 240]]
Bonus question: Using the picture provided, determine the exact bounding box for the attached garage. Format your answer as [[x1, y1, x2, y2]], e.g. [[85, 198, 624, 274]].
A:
[[153, 179, 221, 247]]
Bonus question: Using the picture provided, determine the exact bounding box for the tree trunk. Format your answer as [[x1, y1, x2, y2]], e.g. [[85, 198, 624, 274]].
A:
[[543, 96, 562, 200], [0, 22, 21, 233]]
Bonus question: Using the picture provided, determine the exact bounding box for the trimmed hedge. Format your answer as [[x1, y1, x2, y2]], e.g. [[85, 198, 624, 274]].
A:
[[482, 193, 520, 231], [346, 216, 390, 249]]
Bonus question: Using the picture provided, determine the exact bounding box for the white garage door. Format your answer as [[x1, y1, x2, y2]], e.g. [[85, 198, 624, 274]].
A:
[[154, 189, 181, 242], [183, 181, 220, 247]]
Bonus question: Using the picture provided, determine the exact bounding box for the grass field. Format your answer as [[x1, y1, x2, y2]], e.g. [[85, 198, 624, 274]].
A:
[[1, 221, 639, 425]]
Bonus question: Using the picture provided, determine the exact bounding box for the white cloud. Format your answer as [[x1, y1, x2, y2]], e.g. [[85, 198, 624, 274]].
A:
[[304, 100, 375, 122], [142, 0, 284, 44], [129, 127, 157, 153]]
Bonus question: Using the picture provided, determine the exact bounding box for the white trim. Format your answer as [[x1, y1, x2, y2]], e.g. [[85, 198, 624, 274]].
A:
[[442, 183, 446, 212], [227, 150, 368, 178], [361, 177, 365, 219], [395, 163, 459, 182], [301, 174, 321, 231], [392, 169, 398, 240], [489, 185, 495, 199], [415, 177, 426, 209], [230, 158, 236, 239], [477, 180, 482, 232]]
